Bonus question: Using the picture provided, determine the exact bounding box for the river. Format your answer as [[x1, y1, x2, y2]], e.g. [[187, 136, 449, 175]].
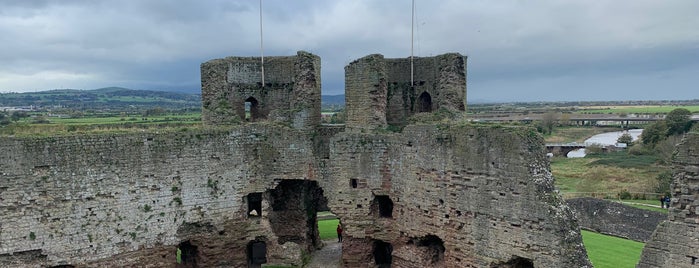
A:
[[567, 129, 643, 158]]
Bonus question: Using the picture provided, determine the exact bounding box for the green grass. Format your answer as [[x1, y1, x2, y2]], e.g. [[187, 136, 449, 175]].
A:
[[318, 219, 340, 240], [582, 230, 645, 268], [551, 153, 667, 194], [587, 151, 661, 169]]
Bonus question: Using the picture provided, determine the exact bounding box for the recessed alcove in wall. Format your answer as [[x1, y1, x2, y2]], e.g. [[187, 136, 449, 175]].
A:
[[244, 97, 260, 121], [373, 240, 393, 267], [247, 193, 262, 217], [416, 235, 445, 264], [247, 240, 267, 266], [492, 256, 534, 268], [371, 195, 394, 218], [417, 91, 433, 113], [178, 240, 198, 267]]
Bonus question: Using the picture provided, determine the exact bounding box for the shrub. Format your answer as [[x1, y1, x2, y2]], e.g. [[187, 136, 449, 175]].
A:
[[618, 189, 632, 200], [585, 144, 605, 155]]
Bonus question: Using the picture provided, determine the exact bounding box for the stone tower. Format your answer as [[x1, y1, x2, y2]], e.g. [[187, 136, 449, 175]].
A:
[[345, 53, 467, 131], [200, 51, 321, 129]]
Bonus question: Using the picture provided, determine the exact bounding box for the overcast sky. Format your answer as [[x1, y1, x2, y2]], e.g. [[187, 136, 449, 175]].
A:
[[1, 0, 697, 102]]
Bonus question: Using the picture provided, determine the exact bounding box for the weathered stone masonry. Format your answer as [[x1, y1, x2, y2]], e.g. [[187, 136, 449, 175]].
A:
[[345, 53, 466, 130], [638, 132, 699, 268], [0, 127, 322, 267], [326, 125, 590, 267], [201, 51, 321, 129], [0, 51, 591, 267]]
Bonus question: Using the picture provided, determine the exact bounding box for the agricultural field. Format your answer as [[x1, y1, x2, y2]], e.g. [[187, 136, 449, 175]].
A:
[[576, 105, 699, 114]]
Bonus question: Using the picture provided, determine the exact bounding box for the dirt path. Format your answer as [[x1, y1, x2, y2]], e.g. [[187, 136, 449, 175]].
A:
[[306, 240, 342, 268]]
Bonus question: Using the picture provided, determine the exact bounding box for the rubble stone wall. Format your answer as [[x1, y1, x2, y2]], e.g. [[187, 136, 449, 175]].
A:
[[323, 124, 591, 267], [567, 197, 665, 242], [345, 53, 466, 130], [638, 132, 699, 268], [201, 51, 321, 129], [0, 126, 321, 267]]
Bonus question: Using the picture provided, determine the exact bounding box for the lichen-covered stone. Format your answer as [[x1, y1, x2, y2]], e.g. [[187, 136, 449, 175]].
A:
[[638, 132, 699, 268]]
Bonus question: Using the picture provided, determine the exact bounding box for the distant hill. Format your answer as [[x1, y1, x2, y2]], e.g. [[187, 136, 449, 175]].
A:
[[322, 94, 345, 106], [0, 87, 201, 111], [1, 87, 349, 111]]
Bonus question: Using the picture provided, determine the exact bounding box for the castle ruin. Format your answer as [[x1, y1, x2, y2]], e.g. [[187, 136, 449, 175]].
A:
[[638, 132, 699, 268], [0, 51, 591, 267]]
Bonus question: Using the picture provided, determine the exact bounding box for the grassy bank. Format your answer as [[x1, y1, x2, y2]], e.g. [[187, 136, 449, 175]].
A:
[[551, 151, 667, 194]]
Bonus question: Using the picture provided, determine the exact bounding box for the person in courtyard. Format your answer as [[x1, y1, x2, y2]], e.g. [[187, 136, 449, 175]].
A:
[[664, 195, 671, 209], [660, 195, 666, 208], [336, 224, 343, 242]]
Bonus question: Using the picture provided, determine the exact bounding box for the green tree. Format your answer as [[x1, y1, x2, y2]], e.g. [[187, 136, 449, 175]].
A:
[[665, 108, 692, 136], [538, 112, 558, 135], [0, 111, 10, 125], [641, 121, 667, 146], [617, 132, 634, 146], [10, 111, 29, 122], [654, 171, 672, 194]]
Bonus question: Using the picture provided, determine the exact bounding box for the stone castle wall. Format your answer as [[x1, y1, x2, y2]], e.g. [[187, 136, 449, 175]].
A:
[[322, 124, 590, 267], [638, 132, 699, 268], [201, 51, 321, 129], [0, 127, 322, 267], [567, 198, 665, 242], [345, 53, 467, 131], [0, 52, 593, 268]]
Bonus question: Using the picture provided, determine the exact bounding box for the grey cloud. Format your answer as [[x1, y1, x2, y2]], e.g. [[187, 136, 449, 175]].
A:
[[0, 0, 697, 101]]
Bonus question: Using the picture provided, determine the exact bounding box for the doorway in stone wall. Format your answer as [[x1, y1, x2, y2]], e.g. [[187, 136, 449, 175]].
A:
[[417, 91, 433, 113], [244, 97, 260, 121], [266, 180, 341, 266]]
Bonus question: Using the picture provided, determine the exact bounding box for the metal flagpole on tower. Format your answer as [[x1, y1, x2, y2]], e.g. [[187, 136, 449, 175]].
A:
[[259, 0, 265, 87], [411, 0, 415, 88]]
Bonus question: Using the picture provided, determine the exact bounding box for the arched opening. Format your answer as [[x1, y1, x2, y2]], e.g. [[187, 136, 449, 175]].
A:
[[416, 235, 445, 264], [177, 241, 198, 267], [417, 91, 432, 113], [244, 97, 260, 122], [371, 195, 393, 218], [246, 240, 267, 266], [373, 240, 393, 267], [491, 256, 534, 268]]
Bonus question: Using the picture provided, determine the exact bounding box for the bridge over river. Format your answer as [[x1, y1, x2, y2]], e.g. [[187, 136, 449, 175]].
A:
[[471, 114, 699, 126], [545, 143, 587, 157]]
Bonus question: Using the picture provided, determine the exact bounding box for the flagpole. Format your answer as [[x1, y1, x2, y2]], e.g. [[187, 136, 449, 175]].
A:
[[411, 0, 415, 88], [259, 0, 265, 87]]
